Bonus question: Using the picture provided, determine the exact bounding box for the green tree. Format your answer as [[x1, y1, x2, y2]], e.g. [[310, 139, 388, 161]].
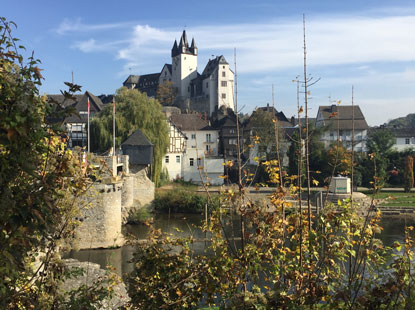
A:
[[90, 87, 169, 186], [249, 108, 285, 161], [156, 80, 178, 106], [0, 18, 113, 308], [365, 129, 395, 191]]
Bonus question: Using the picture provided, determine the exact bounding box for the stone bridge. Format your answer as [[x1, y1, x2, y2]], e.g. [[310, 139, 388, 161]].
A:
[[75, 155, 154, 250]]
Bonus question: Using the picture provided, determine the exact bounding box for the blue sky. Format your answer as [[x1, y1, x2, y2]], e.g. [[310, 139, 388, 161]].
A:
[[3, 0, 415, 125]]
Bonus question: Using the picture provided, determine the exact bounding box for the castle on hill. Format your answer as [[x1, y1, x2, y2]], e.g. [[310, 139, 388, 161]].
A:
[[123, 30, 235, 116]]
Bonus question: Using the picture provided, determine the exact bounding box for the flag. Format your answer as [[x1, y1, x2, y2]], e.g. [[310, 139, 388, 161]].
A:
[[87, 97, 90, 153]]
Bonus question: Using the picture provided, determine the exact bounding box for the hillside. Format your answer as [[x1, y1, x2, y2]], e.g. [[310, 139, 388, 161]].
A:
[[386, 113, 415, 128]]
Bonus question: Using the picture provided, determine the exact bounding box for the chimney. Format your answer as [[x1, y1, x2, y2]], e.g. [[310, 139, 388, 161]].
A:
[[291, 116, 295, 126], [331, 104, 337, 112]]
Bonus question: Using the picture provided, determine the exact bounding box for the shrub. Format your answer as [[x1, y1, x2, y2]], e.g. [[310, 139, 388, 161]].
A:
[[153, 190, 216, 214]]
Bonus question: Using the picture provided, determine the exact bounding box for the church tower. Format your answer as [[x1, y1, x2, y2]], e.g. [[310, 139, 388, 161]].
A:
[[171, 31, 198, 99]]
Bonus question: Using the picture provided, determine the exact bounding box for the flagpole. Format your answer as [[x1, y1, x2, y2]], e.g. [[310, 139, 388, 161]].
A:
[[87, 97, 90, 153], [113, 97, 116, 156]]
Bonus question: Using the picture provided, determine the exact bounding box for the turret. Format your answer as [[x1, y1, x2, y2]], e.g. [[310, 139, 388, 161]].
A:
[[189, 38, 197, 56], [171, 39, 179, 57], [179, 30, 188, 53]]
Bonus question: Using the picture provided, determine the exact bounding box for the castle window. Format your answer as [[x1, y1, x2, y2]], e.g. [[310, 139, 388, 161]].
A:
[[206, 82, 208, 88], [221, 81, 227, 87], [191, 133, 196, 139], [222, 71, 226, 77], [165, 156, 169, 163], [222, 93, 226, 99], [223, 66, 225, 69], [176, 156, 180, 163], [190, 158, 194, 166], [184, 57, 186, 60]]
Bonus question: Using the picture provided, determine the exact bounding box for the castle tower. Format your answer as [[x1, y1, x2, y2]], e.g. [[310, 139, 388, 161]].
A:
[[171, 30, 198, 99]]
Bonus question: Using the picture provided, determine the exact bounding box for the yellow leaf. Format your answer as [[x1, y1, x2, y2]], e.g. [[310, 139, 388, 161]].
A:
[[312, 179, 319, 186]]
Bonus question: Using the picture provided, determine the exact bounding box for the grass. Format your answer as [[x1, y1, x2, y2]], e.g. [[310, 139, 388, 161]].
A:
[[361, 190, 415, 207]]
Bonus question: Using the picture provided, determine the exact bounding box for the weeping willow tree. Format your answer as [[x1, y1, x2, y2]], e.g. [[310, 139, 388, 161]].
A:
[[90, 87, 169, 186]]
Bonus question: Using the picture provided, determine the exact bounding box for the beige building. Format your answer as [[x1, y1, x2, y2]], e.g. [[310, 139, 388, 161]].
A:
[[316, 105, 369, 152]]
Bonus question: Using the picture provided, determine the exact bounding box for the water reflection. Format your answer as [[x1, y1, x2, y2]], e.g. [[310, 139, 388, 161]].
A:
[[64, 213, 415, 277]]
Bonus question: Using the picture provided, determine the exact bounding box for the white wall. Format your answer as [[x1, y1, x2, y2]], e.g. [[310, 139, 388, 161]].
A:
[[393, 137, 415, 152], [163, 154, 183, 180], [172, 54, 197, 99], [217, 64, 234, 111]]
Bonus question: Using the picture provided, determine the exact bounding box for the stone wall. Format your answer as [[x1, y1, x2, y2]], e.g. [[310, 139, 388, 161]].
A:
[[121, 165, 154, 223], [75, 165, 155, 250], [76, 182, 124, 249]]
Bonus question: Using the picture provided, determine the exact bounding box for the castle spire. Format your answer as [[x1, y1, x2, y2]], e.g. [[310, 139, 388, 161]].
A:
[[179, 30, 189, 53], [190, 37, 197, 55], [171, 39, 179, 57]]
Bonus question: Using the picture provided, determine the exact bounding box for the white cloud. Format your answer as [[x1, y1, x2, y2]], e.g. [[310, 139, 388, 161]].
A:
[[100, 15, 415, 75], [56, 18, 131, 35]]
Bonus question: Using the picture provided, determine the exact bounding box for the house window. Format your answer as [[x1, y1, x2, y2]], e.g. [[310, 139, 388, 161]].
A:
[[222, 71, 226, 77], [197, 158, 202, 166], [222, 93, 226, 99], [190, 158, 194, 166], [206, 145, 210, 152], [221, 81, 227, 87], [229, 138, 237, 145], [165, 156, 169, 163], [230, 129, 236, 134], [406, 138, 410, 144], [176, 155, 180, 163], [191, 133, 196, 139], [206, 133, 211, 142], [206, 82, 208, 88]]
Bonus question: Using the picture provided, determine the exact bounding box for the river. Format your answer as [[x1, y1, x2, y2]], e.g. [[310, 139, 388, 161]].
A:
[[64, 213, 415, 278]]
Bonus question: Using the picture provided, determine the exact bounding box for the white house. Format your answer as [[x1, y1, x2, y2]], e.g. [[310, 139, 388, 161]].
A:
[[162, 119, 187, 180], [392, 128, 415, 151], [316, 105, 369, 152], [162, 113, 224, 185], [371, 127, 415, 152]]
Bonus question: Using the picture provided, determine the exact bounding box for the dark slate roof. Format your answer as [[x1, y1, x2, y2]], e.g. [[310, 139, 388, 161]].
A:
[[98, 94, 114, 104], [48, 91, 104, 124], [202, 56, 228, 77], [121, 129, 153, 146], [370, 127, 415, 138], [64, 91, 104, 123], [48, 94, 83, 108], [123, 73, 160, 97], [172, 30, 197, 57], [317, 105, 369, 130], [123, 73, 160, 87], [290, 117, 316, 127], [170, 113, 210, 131], [211, 108, 239, 129]]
